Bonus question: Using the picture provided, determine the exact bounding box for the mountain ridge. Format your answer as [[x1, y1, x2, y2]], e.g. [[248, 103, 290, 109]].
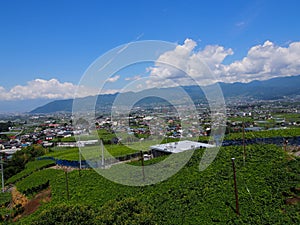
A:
[[30, 75, 300, 113]]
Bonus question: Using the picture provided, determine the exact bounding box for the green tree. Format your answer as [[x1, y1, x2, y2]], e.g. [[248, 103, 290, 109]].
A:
[[98, 197, 154, 225], [4, 145, 48, 179]]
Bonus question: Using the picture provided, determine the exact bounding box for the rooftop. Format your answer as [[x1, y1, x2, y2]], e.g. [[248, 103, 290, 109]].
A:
[[150, 140, 215, 154]]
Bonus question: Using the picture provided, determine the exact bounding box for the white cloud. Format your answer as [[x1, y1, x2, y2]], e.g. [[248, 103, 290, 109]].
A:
[[3, 39, 300, 101], [0, 78, 101, 101], [106, 75, 120, 83], [147, 38, 300, 86], [125, 75, 142, 81], [217, 40, 300, 82], [97, 89, 120, 95], [147, 38, 233, 87], [197, 45, 233, 70]]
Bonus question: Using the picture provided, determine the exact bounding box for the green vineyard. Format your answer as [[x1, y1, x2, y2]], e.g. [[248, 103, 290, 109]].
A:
[[0, 143, 298, 224]]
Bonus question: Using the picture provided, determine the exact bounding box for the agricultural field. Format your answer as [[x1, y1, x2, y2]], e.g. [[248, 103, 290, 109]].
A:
[[6, 160, 55, 185], [225, 127, 300, 140], [16, 169, 61, 197], [42, 144, 141, 161], [227, 112, 300, 130], [273, 113, 300, 125], [0, 143, 298, 224], [41, 136, 186, 161], [43, 127, 300, 163]]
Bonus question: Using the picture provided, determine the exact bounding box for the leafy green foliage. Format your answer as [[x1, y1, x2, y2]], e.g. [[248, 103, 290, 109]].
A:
[[0, 121, 12, 132], [16, 169, 61, 196], [4, 145, 49, 180], [97, 129, 116, 144], [225, 128, 300, 140], [0, 192, 11, 207], [30, 198, 153, 225], [15, 144, 300, 224], [0, 193, 12, 222], [6, 160, 55, 184], [31, 204, 98, 225], [0, 207, 12, 223], [98, 197, 154, 225]]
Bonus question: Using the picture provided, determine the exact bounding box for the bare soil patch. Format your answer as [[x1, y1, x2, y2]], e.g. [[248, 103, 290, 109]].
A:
[[21, 188, 51, 216]]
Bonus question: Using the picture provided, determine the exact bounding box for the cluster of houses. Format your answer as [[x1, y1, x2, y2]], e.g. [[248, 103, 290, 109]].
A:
[[98, 114, 201, 140], [0, 98, 299, 158], [0, 121, 78, 155]]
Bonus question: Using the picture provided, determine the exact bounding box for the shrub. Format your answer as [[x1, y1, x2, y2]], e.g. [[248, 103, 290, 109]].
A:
[[32, 204, 98, 225]]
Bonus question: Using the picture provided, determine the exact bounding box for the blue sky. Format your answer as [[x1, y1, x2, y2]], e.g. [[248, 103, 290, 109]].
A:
[[0, 0, 300, 106]]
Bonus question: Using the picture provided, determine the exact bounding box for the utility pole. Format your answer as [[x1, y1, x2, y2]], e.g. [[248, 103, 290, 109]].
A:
[[78, 135, 82, 176], [231, 158, 239, 215], [284, 139, 288, 152], [78, 148, 82, 177], [0, 156, 4, 192], [101, 139, 104, 167], [140, 151, 145, 181], [242, 122, 246, 166], [64, 168, 70, 201]]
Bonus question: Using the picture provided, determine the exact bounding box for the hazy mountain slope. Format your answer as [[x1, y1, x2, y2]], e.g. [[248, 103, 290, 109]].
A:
[[30, 75, 300, 113]]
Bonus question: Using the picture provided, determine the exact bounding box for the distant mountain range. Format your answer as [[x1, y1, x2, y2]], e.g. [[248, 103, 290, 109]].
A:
[[0, 99, 54, 114], [30, 75, 300, 114]]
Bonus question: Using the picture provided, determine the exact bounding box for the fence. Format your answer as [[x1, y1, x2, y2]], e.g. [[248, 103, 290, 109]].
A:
[[37, 137, 300, 168], [37, 150, 152, 169]]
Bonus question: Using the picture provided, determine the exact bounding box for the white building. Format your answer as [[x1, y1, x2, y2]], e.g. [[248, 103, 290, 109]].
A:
[[150, 140, 215, 157]]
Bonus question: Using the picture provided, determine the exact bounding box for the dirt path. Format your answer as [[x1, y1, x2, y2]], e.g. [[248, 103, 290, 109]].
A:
[[10, 187, 51, 222], [21, 188, 51, 216]]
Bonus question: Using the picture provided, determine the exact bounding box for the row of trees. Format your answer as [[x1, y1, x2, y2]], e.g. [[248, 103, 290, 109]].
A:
[[3, 145, 49, 180], [0, 121, 13, 132]]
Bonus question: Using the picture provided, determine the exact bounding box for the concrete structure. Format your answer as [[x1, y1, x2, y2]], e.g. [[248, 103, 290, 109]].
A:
[[57, 140, 98, 148], [0, 147, 22, 155], [150, 140, 215, 157]]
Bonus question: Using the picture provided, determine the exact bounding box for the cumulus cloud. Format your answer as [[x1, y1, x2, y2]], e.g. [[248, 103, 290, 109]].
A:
[[0, 78, 101, 101], [106, 75, 120, 83], [146, 38, 233, 87], [216, 40, 300, 82], [3, 39, 300, 101], [147, 38, 300, 86]]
